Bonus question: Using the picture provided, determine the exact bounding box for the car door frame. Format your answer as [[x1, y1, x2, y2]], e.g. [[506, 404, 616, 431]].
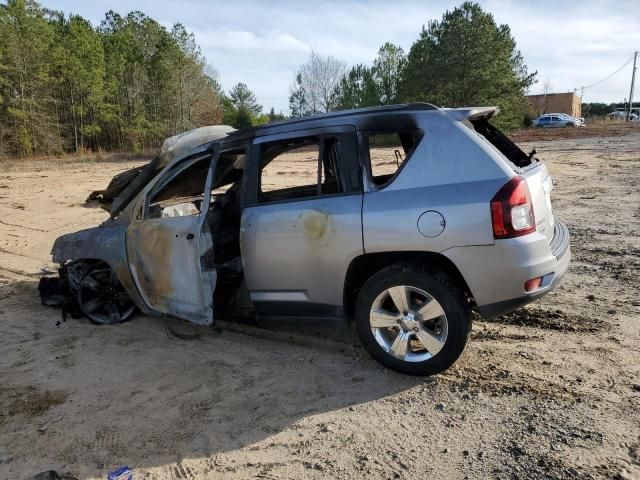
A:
[[240, 125, 364, 317], [125, 142, 220, 325]]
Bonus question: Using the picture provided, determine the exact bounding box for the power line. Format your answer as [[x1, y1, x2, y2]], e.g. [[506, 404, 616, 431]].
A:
[[582, 55, 635, 91]]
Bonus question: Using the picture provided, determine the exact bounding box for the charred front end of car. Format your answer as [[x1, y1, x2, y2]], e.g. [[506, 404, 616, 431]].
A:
[[43, 223, 149, 323]]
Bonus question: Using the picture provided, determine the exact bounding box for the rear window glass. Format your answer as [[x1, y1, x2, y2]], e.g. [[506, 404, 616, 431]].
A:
[[469, 119, 533, 169], [366, 130, 423, 187]]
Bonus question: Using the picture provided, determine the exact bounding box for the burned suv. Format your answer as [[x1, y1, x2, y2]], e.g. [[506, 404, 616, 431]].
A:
[[49, 104, 570, 375]]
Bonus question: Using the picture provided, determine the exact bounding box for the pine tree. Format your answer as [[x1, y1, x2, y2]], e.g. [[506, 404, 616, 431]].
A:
[[229, 83, 262, 116], [289, 74, 309, 118], [333, 43, 404, 111], [399, 2, 535, 130], [59, 15, 105, 151], [334, 64, 379, 110], [372, 43, 405, 105], [0, 0, 58, 156]]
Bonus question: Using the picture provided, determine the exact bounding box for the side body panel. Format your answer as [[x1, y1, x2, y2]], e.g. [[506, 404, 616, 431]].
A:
[[241, 195, 363, 311], [362, 180, 504, 254]]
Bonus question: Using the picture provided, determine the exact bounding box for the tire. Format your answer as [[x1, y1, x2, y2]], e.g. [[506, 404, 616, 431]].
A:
[[354, 264, 471, 375], [77, 262, 136, 325]]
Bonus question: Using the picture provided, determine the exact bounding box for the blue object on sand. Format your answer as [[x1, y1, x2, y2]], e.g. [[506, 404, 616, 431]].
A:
[[107, 466, 132, 480]]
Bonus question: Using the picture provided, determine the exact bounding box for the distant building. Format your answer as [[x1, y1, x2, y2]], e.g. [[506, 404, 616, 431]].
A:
[[526, 92, 582, 118]]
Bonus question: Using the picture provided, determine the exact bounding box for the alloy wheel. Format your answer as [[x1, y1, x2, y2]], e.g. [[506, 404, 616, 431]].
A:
[[77, 265, 136, 324], [369, 285, 448, 362]]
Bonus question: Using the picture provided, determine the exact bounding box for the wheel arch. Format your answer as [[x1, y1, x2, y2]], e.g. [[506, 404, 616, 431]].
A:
[[51, 224, 151, 313], [343, 251, 474, 319]]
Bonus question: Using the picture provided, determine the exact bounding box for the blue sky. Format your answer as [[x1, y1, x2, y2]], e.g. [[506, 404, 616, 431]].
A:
[[47, 0, 640, 113]]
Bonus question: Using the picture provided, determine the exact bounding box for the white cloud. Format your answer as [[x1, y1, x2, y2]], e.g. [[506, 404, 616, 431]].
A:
[[195, 28, 309, 53], [49, 0, 640, 112]]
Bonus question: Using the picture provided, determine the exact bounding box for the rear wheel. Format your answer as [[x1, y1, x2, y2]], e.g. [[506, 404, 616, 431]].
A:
[[354, 264, 471, 375], [77, 263, 136, 325]]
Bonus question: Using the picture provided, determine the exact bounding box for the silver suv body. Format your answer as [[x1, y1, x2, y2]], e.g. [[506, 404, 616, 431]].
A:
[[50, 104, 571, 375]]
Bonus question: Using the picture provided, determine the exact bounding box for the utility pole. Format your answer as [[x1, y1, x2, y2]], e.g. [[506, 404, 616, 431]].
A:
[[627, 51, 638, 121]]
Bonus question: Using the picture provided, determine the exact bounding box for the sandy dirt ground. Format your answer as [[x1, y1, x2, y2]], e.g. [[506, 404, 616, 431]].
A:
[[1, 129, 639, 479]]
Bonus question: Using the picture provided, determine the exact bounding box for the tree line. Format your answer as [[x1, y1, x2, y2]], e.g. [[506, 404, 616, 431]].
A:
[[1, 0, 535, 158], [0, 0, 226, 156], [290, 2, 536, 132], [0, 0, 283, 158], [581, 102, 639, 117]]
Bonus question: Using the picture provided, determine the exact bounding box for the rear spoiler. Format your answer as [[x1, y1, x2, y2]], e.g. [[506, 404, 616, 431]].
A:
[[442, 107, 499, 121]]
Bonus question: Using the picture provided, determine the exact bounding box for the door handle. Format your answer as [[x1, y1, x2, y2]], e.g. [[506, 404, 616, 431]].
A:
[[186, 233, 195, 240]]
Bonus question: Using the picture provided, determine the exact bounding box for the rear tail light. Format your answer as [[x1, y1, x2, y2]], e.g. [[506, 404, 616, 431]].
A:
[[491, 176, 536, 239]]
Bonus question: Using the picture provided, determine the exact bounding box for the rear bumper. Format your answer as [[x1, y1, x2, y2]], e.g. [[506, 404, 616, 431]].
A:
[[443, 221, 571, 318], [478, 221, 571, 317]]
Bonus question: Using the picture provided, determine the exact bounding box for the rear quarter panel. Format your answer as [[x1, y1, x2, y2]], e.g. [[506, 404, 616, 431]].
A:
[[362, 112, 512, 254]]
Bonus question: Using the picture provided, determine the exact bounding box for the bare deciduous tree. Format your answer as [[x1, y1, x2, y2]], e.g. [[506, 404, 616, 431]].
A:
[[289, 51, 346, 115]]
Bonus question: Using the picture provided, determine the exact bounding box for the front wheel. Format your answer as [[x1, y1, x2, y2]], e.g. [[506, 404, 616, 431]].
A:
[[354, 264, 471, 375], [77, 263, 136, 325]]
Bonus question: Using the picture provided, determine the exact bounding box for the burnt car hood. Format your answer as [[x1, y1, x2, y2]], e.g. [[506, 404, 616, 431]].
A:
[[89, 125, 235, 218]]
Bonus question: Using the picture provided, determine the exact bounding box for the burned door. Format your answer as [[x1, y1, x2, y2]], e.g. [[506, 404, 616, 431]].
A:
[[126, 145, 219, 324]]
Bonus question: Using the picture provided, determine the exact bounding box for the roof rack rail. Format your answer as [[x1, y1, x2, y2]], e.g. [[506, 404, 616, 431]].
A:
[[225, 102, 437, 139]]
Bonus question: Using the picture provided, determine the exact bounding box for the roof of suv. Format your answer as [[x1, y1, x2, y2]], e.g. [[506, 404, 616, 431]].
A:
[[224, 102, 438, 141]]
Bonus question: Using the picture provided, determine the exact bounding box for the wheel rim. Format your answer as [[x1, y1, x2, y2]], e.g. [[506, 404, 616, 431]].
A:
[[77, 266, 135, 324], [369, 285, 448, 363]]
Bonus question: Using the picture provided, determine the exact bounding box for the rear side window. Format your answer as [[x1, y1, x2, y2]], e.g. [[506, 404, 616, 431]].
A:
[[365, 130, 423, 187]]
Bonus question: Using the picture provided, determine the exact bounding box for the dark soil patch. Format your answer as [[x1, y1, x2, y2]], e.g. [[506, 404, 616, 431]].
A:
[[498, 403, 608, 480], [1, 385, 68, 418], [471, 325, 541, 342], [443, 363, 575, 400], [488, 307, 603, 333]]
